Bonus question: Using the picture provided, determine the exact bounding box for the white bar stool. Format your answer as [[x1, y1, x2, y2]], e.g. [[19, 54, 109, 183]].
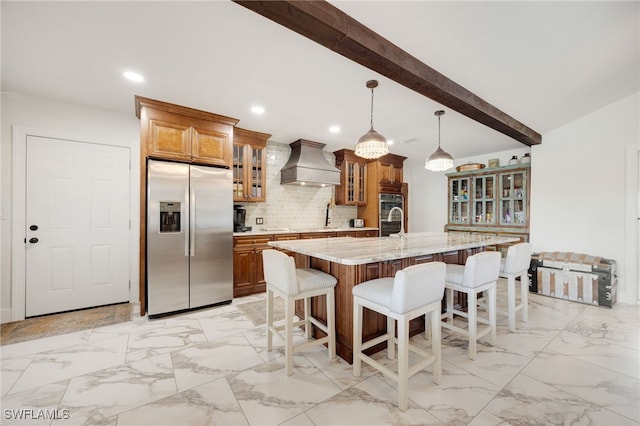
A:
[[499, 242, 532, 332], [352, 262, 446, 411], [262, 249, 338, 376], [441, 251, 501, 360]]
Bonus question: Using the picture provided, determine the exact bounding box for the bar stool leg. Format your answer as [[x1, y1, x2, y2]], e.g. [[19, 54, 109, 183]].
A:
[[520, 272, 529, 323], [431, 309, 441, 384], [489, 285, 497, 344], [304, 296, 312, 339], [285, 297, 295, 376], [266, 288, 274, 352], [468, 290, 478, 360], [353, 300, 363, 377], [397, 316, 409, 411], [327, 288, 336, 359], [507, 275, 517, 332], [387, 316, 395, 360]]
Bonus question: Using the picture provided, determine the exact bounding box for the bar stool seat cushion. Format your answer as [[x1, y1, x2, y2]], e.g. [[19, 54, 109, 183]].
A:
[[352, 277, 394, 310], [297, 268, 338, 293]]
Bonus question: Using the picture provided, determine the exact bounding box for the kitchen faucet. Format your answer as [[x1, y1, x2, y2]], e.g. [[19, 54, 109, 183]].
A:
[[387, 206, 405, 238]]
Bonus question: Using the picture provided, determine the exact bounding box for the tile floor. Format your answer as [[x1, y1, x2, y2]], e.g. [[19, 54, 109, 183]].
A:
[[1, 284, 639, 426]]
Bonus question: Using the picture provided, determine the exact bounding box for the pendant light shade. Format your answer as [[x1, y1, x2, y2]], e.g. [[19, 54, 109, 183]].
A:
[[425, 110, 454, 171], [355, 80, 389, 159]]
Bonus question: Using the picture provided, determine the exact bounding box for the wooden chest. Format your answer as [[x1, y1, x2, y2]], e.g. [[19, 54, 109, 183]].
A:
[[529, 252, 617, 308]]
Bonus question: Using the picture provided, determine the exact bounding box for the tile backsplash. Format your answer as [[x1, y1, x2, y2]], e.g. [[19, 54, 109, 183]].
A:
[[238, 142, 357, 230]]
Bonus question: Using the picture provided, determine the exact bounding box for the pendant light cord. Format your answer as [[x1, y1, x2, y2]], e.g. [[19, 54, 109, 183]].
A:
[[370, 87, 374, 129]]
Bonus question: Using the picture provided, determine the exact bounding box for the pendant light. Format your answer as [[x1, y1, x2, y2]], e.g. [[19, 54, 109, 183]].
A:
[[355, 80, 389, 159], [425, 110, 454, 171]]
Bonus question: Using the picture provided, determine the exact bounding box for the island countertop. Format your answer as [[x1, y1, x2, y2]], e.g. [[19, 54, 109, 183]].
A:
[[268, 232, 519, 265]]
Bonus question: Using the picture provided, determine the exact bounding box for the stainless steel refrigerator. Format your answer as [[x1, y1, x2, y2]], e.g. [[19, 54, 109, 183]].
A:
[[147, 159, 233, 317]]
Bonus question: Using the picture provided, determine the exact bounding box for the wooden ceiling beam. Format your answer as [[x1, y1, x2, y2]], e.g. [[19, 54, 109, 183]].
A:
[[233, 0, 541, 146]]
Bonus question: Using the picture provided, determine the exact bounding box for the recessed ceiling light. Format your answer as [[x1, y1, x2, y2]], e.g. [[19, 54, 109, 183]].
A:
[[387, 139, 395, 145], [329, 125, 341, 134], [251, 106, 265, 115], [123, 71, 144, 83]]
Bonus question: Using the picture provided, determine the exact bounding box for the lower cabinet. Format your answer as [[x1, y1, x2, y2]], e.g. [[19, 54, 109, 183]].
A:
[[233, 235, 271, 298]]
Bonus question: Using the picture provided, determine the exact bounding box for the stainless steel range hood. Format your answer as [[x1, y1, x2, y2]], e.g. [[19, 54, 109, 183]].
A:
[[280, 139, 341, 186]]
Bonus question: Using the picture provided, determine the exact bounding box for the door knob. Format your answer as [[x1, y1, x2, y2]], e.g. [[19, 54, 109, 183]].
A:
[[29, 225, 39, 231], [29, 237, 39, 244]]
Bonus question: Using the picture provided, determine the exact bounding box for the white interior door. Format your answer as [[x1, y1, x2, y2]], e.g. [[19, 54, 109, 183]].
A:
[[25, 135, 130, 317]]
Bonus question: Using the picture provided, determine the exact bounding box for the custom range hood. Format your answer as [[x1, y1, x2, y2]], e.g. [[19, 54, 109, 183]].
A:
[[280, 139, 340, 186]]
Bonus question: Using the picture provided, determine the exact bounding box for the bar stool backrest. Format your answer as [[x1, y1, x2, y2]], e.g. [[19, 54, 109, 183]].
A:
[[462, 251, 501, 288], [262, 249, 298, 296], [390, 262, 446, 314], [502, 243, 532, 274]]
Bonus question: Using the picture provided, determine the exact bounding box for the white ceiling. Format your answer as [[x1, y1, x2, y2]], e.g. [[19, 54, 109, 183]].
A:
[[2, 1, 638, 166]]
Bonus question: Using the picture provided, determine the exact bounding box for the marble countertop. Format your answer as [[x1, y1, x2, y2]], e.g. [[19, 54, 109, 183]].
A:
[[268, 232, 519, 265], [233, 227, 378, 237]]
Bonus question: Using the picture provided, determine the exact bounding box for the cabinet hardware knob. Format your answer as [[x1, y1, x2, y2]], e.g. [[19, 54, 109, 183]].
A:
[[29, 237, 39, 244]]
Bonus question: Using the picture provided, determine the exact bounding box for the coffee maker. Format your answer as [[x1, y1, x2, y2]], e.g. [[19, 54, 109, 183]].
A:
[[233, 205, 251, 232]]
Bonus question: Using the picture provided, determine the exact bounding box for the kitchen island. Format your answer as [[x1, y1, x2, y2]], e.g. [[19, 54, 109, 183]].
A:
[[269, 232, 519, 363]]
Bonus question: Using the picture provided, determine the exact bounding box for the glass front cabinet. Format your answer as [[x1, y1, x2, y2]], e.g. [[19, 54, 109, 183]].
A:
[[446, 163, 530, 244], [233, 127, 271, 202]]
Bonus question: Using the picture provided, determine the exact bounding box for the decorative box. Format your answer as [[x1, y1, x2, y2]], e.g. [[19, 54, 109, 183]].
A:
[[529, 252, 617, 308]]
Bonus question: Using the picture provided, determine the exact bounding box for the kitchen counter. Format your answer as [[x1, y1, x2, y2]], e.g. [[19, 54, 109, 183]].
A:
[[268, 231, 519, 363], [233, 227, 378, 237], [268, 232, 519, 265]]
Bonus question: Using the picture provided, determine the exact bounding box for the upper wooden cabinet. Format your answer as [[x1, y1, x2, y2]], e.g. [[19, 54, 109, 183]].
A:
[[135, 96, 239, 167], [333, 149, 367, 206], [233, 127, 271, 202], [368, 153, 406, 194]]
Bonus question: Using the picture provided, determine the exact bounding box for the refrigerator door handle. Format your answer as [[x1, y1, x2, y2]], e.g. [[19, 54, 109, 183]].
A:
[[184, 185, 189, 257], [190, 186, 196, 257]]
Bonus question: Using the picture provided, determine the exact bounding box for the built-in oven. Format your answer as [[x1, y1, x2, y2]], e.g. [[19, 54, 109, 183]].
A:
[[379, 193, 404, 237]]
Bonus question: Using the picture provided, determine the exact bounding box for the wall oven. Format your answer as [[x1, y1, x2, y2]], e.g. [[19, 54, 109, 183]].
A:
[[379, 193, 404, 237]]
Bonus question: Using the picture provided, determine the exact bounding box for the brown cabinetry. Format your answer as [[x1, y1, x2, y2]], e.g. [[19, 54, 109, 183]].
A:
[[334, 149, 367, 206], [136, 96, 238, 167], [357, 153, 407, 233], [233, 235, 272, 298], [372, 153, 405, 194], [233, 127, 271, 202]]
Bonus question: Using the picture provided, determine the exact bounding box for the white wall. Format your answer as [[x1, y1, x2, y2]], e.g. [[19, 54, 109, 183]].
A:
[[1, 92, 141, 322], [408, 92, 640, 304]]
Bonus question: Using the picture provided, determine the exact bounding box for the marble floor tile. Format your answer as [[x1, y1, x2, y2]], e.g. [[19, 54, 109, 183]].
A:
[[9, 335, 129, 394], [305, 375, 441, 425], [171, 334, 264, 392], [522, 351, 640, 422], [484, 373, 638, 425], [125, 318, 208, 362], [198, 306, 261, 341], [116, 378, 248, 426], [398, 361, 502, 424], [545, 330, 640, 379], [565, 304, 640, 351], [228, 356, 342, 426], [0, 381, 68, 426], [58, 353, 177, 425]]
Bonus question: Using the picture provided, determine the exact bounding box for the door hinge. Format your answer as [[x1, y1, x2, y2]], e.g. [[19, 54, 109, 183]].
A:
[[129, 220, 131, 230], [129, 280, 131, 290]]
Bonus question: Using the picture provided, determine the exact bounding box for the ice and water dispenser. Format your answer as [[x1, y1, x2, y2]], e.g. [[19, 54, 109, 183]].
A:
[[159, 201, 181, 233]]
